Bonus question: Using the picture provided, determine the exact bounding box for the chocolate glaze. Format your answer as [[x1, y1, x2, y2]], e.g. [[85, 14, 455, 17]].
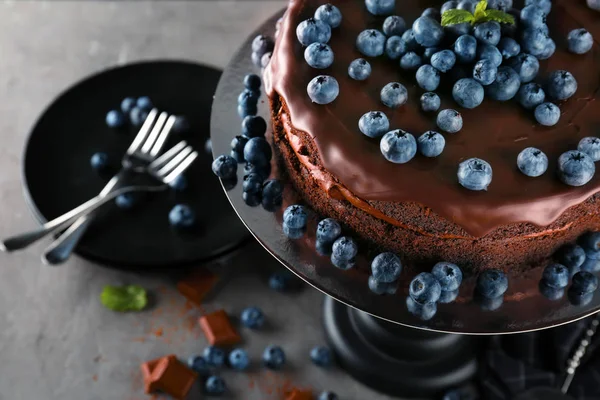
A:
[[265, 0, 600, 237]]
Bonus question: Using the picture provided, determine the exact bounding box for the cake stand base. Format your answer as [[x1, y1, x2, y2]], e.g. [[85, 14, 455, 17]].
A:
[[323, 296, 480, 398]]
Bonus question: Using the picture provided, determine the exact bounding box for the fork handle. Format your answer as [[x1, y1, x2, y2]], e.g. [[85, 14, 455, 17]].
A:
[[42, 216, 92, 265]]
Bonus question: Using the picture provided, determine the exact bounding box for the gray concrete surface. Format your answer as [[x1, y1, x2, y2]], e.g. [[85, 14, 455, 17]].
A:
[[0, 2, 398, 399]]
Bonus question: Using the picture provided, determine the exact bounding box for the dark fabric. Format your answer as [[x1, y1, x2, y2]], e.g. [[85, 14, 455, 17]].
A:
[[480, 315, 600, 400]]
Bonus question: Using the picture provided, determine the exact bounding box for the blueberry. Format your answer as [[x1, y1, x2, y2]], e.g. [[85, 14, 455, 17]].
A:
[[477, 43, 502, 67], [571, 271, 598, 295], [348, 58, 372, 80], [454, 36, 479, 66], [261, 52, 272, 68], [416, 64, 441, 91], [580, 232, 600, 252], [380, 82, 408, 108], [540, 282, 565, 301], [417, 131, 445, 157], [115, 193, 136, 209], [516, 147, 548, 178], [380, 129, 417, 164], [412, 16, 444, 47], [436, 109, 463, 133], [477, 294, 504, 311], [244, 137, 272, 167], [240, 306, 265, 330], [310, 346, 333, 367], [422, 47, 440, 62], [268, 271, 291, 291], [431, 50, 456, 73], [371, 252, 402, 283], [304, 43, 334, 69], [238, 89, 259, 108], [445, 23, 472, 40], [438, 289, 459, 304], [474, 21, 501, 46], [244, 73, 261, 91], [568, 290, 594, 306], [106, 110, 125, 128], [231, 135, 249, 160], [168, 204, 196, 228], [520, 5, 546, 28], [452, 78, 484, 109], [488, 0, 513, 11], [399, 51, 423, 70], [187, 355, 209, 374], [457, 0, 476, 12], [136, 96, 152, 111], [331, 236, 358, 262], [120, 97, 136, 114], [252, 34, 274, 56], [130, 107, 149, 126], [169, 174, 188, 191], [498, 37, 520, 59], [243, 173, 264, 194], [228, 349, 250, 371], [458, 158, 493, 191], [242, 115, 267, 138], [401, 29, 419, 50], [441, 1, 458, 13], [383, 15, 406, 36], [534, 102, 560, 127], [486, 66, 520, 101], [545, 70, 578, 101], [331, 254, 355, 270], [385, 36, 407, 60], [586, 247, 600, 260], [476, 269, 508, 298], [251, 51, 263, 68], [516, 83, 545, 110], [577, 138, 600, 163], [422, 7, 441, 20], [262, 179, 283, 205], [203, 346, 226, 367], [558, 244, 587, 271], [314, 4, 342, 28], [263, 345, 286, 369], [542, 263, 570, 289], [409, 272, 442, 304], [307, 75, 339, 104], [368, 276, 398, 295], [525, 0, 551, 14], [356, 29, 386, 57], [588, 0, 600, 11], [243, 190, 262, 207], [246, 162, 271, 180], [359, 111, 390, 138], [431, 262, 463, 291], [318, 391, 339, 400], [406, 296, 437, 320], [365, 0, 395, 16], [237, 103, 257, 118], [283, 204, 308, 229], [472, 59, 497, 86], [205, 375, 226, 395], [212, 154, 237, 179], [582, 257, 600, 272], [420, 92, 441, 112], [296, 18, 331, 46], [558, 150, 595, 186], [521, 27, 553, 59], [508, 53, 539, 83], [90, 152, 109, 171]]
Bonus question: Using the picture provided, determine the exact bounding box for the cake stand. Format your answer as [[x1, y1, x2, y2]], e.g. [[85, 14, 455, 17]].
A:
[[210, 11, 600, 397]]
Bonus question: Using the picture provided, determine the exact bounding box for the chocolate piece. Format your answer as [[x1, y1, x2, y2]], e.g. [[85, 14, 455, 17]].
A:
[[177, 268, 219, 305], [141, 355, 175, 394], [286, 389, 314, 400], [146, 355, 198, 400], [199, 309, 241, 346], [265, 0, 600, 271]]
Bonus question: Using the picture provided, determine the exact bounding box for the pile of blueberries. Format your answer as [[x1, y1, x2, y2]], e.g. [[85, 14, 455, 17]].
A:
[[293, 0, 599, 191], [212, 74, 285, 211], [93, 96, 196, 228], [186, 305, 337, 399]]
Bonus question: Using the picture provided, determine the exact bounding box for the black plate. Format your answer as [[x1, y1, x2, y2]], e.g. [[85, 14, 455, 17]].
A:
[[210, 13, 600, 334], [22, 60, 249, 268]]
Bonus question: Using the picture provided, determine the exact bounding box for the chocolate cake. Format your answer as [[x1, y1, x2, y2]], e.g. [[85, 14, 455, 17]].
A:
[[264, 0, 600, 271]]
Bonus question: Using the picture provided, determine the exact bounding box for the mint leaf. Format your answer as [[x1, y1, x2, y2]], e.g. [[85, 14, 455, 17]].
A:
[[441, 9, 475, 26], [481, 9, 516, 24], [101, 285, 148, 312], [474, 0, 488, 21]]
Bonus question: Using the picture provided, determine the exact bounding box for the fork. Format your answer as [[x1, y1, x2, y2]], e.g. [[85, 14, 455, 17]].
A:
[[0, 109, 176, 253]]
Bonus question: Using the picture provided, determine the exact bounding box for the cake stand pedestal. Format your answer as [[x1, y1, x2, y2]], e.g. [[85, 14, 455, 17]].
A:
[[322, 296, 479, 397]]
